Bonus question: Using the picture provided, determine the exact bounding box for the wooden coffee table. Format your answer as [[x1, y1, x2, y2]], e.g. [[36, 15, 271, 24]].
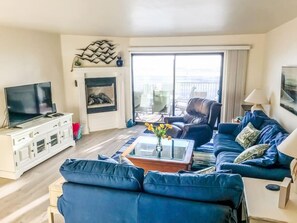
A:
[[121, 136, 194, 172]]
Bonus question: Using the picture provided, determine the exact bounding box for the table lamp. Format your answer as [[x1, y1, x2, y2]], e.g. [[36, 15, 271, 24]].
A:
[[244, 89, 268, 112], [277, 128, 297, 193]]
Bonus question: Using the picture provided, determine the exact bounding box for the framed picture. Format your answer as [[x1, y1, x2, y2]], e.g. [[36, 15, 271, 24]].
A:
[[280, 66, 297, 115]]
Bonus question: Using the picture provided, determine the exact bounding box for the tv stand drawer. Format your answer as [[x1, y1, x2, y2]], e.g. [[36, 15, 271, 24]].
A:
[[33, 120, 60, 137], [13, 131, 32, 147]]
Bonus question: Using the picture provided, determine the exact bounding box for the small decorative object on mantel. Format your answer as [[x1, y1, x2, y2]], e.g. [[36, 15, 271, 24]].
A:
[[116, 52, 123, 67], [70, 55, 82, 72], [145, 123, 172, 158], [280, 66, 297, 115]]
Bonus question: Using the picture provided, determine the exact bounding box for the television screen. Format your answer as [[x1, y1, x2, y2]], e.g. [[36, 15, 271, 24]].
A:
[[5, 82, 53, 127]]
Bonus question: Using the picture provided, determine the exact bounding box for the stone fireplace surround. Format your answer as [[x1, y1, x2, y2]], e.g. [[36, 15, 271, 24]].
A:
[[74, 67, 126, 134]]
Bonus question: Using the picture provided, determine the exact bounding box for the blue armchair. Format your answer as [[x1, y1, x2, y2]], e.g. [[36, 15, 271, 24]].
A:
[[164, 98, 222, 147]]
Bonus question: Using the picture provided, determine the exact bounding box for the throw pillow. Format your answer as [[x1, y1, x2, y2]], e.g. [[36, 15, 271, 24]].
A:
[[235, 122, 260, 149], [99, 153, 135, 166], [234, 144, 269, 163], [193, 166, 216, 174], [98, 154, 119, 164], [233, 111, 264, 136]]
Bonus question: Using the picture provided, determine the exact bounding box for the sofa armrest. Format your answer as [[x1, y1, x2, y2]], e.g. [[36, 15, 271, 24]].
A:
[[164, 116, 184, 124], [217, 162, 290, 181], [218, 123, 239, 134]]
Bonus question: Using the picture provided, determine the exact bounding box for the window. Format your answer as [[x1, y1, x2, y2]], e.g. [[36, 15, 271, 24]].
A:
[[132, 53, 223, 123]]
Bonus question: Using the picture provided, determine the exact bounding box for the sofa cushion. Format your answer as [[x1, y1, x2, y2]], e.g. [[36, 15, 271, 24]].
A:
[[216, 151, 240, 165], [259, 118, 287, 132], [271, 132, 293, 168], [233, 111, 265, 136], [60, 159, 144, 191], [143, 171, 243, 209], [214, 133, 236, 142], [234, 144, 269, 164], [242, 145, 278, 167], [257, 125, 283, 144], [214, 134, 244, 156], [216, 162, 291, 181], [235, 123, 260, 149]]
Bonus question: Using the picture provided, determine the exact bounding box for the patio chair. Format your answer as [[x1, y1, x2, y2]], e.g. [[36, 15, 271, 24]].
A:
[[152, 90, 170, 114]]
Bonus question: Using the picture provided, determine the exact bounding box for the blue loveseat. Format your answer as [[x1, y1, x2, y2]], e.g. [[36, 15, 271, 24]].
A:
[[58, 159, 244, 223], [214, 111, 292, 181]]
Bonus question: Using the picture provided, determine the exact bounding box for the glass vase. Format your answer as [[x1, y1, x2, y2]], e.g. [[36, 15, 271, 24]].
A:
[[156, 137, 163, 158]]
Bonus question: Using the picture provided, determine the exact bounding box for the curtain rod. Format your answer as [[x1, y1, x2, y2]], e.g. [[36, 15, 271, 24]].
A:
[[129, 45, 251, 53]]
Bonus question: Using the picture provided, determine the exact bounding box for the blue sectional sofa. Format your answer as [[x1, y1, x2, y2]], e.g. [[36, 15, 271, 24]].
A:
[[214, 111, 292, 181], [58, 159, 244, 223]]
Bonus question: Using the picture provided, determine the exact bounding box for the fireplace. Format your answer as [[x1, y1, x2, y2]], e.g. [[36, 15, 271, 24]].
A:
[[85, 77, 117, 114], [75, 67, 126, 134]]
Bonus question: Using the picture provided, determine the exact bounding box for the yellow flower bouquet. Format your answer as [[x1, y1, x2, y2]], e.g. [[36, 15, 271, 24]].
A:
[[145, 123, 173, 157], [144, 123, 173, 140]]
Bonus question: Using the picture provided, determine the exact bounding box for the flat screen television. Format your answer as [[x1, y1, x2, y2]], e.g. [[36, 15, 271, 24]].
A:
[[5, 82, 53, 127]]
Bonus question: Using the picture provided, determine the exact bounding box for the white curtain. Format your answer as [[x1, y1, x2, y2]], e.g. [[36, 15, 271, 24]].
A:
[[222, 50, 249, 122]]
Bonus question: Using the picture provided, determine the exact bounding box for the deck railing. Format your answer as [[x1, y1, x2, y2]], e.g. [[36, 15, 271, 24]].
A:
[[134, 80, 219, 121], [175, 81, 219, 100]]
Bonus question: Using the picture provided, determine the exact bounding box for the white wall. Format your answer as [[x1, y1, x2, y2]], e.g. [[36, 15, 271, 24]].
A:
[[0, 26, 65, 126], [263, 17, 297, 132], [60, 34, 265, 122], [60, 35, 129, 122]]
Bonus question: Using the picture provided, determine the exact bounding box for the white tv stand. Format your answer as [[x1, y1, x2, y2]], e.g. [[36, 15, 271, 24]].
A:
[[0, 113, 75, 179]]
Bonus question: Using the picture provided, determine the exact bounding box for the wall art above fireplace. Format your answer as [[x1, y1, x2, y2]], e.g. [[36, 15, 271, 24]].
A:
[[85, 77, 117, 113]]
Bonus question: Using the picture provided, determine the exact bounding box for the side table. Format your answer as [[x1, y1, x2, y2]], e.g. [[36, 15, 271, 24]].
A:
[[243, 177, 297, 223], [47, 177, 65, 223]]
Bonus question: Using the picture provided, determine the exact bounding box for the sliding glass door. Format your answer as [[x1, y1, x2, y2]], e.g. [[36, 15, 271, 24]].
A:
[[174, 54, 223, 116], [132, 53, 223, 123]]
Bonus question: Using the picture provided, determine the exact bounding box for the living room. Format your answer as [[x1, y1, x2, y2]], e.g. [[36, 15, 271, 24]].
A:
[[1, 0, 297, 223]]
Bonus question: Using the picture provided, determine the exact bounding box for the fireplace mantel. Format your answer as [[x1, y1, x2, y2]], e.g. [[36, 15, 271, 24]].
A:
[[74, 67, 127, 134], [73, 67, 126, 74]]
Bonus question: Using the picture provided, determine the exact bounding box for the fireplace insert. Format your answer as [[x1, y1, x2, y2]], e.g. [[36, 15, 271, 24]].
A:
[[85, 77, 117, 113]]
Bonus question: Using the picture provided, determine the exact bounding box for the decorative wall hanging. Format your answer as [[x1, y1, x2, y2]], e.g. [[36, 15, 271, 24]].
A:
[[73, 40, 117, 69], [280, 66, 297, 115]]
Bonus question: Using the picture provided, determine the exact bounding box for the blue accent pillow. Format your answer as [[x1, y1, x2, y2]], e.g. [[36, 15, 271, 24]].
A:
[[111, 153, 135, 166], [143, 171, 243, 209], [271, 132, 293, 168], [98, 154, 119, 164], [98, 154, 135, 166], [60, 159, 144, 191], [257, 125, 282, 144], [243, 144, 278, 167], [233, 112, 264, 136]]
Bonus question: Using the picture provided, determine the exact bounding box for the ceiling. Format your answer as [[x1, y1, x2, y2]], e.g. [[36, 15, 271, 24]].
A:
[[1, 0, 297, 37]]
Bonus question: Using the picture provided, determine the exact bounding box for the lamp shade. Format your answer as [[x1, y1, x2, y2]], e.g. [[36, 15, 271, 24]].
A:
[[277, 129, 297, 158], [244, 89, 268, 104]]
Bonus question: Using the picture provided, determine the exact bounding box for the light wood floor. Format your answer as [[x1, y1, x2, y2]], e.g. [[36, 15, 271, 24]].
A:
[[0, 125, 145, 223]]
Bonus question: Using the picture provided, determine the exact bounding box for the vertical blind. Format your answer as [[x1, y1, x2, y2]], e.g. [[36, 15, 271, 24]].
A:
[[221, 50, 249, 122]]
